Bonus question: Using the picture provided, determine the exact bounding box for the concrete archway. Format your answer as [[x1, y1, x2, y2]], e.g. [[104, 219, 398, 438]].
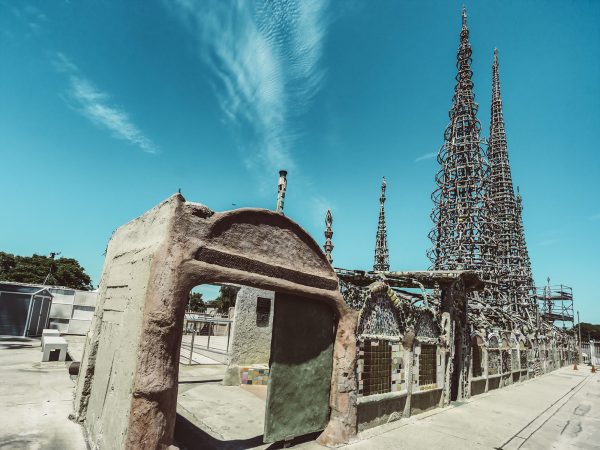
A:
[[72, 194, 358, 449]]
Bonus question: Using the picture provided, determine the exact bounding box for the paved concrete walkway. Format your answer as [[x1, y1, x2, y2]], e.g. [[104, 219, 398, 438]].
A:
[[342, 366, 599, 450], [2, 336, 597, 450], [0, 336, 86, 450]]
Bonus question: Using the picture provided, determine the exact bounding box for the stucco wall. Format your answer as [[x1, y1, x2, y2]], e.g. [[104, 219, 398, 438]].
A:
[[73, 196, 177, 449], [224, 286, 274, 385], [72, 194, 356, 449]]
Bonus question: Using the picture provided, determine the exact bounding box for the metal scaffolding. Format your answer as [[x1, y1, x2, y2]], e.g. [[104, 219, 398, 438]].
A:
[[536, 280, 574, 329]]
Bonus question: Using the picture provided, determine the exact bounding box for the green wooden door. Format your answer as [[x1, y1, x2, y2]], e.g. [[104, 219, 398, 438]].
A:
[[263, 293, 335, 443]]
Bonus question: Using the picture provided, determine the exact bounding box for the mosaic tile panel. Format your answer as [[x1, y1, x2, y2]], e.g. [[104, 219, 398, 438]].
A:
[[419, 344, 437, 388], [488, 349, 500, 375], [357, 339, 404, 397], [361, 339, 391, 396], [390, 343, 405, 393], [358, 290, 401, 336], [240, 367, 270, 385], [501, 350, 511, 373], [511, 349, 519, 371], [520, 350, 527, 369]]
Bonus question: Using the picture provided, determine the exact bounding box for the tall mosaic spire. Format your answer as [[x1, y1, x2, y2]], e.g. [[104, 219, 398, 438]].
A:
[[487, 48, 522, 310], [373, 177, 390, 271], [323, 209, 334, 264], [427, 8, 500, 300]]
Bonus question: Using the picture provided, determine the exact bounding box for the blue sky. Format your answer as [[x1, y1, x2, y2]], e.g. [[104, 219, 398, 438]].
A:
[[1, 1, 599, 322]]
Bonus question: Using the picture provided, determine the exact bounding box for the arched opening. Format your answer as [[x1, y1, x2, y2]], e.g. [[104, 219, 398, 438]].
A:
[[72, 195, 357, 449]]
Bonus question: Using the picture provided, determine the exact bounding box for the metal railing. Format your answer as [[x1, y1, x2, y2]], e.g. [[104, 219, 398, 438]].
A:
[[581, 341, 600, 366], [181, 316, 232, 365]]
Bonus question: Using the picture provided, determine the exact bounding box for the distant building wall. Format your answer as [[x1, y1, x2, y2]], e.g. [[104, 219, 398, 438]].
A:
[[223, 286, 275, 385], [48, 288, 98, 335]]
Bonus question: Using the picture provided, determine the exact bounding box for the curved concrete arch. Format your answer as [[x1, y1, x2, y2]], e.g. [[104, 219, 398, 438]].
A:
[[73, 194, 358, 449]]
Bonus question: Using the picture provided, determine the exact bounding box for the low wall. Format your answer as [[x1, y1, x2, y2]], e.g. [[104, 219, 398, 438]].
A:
[[357, 393, 407, 432]]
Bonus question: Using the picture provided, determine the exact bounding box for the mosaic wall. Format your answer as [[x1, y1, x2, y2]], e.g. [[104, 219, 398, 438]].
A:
[[501, 350, 511, 373], [357, 288, 401, 336], [511, 349, 519, 371], [520, 349, 527, 370], [357, 339, 404, 397], [488, 349, 501, 376], [472, 346, 483, 378], [418, 344, 437, 389], [415, 311, 440, 339], [340, 281, 369, 311], [240, 367, 269, 385]]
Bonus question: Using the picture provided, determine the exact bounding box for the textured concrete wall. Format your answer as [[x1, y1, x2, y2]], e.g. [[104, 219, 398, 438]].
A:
[[224, 286, 274, 385], [73, 194, 357, 449], [357, 395, 406, 431], [73, 196, 178, 449]]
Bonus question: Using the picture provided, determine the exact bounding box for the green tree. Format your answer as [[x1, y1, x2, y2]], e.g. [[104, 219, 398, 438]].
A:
[[0, 252, 93, 290], [212, 285, 239, 314], [575, 322, 600, 341], [188, 292, 206, 312]]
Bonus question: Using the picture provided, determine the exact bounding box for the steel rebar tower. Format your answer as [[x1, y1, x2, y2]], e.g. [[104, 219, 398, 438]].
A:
[[374, 177, 390, 271], [487, 49, 525, 311], [428, 8, 500, 302]]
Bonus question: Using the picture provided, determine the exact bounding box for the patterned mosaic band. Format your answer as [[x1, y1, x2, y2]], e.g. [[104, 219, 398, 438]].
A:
[[240, 367, 270, 385]]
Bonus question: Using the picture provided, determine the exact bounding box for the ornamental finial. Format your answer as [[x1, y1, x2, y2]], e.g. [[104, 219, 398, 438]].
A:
[[323, 209, 334, 264]]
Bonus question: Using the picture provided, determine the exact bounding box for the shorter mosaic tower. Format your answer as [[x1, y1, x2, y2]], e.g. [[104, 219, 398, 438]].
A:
[[515, 189, 536, 314], [323, 209, 334, 264], [487, 48, 520, 310], [373, 177, 390, 271]]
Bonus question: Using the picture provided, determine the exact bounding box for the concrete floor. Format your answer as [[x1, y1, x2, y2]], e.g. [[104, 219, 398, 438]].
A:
[[175, 365, 599, 450], [341, 365, 599, 450], [2, 335, 598, 450], [0, 336, 87, 450]]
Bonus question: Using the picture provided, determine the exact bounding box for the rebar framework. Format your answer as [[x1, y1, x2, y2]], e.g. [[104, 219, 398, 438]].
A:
[[374, 177, 390, 271], [428, 8, 501, 302], [487, 49, 535, 313], [514, 189, 536, 309], [536, 280, 574, 328], [323, 209, 334, 264]]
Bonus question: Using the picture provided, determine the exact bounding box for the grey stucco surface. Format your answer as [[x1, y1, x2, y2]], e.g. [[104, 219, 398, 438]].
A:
[[224, 286, 275, 386]]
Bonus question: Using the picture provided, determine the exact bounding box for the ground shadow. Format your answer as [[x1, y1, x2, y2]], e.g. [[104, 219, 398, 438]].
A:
[[173, 414, 321, 450]]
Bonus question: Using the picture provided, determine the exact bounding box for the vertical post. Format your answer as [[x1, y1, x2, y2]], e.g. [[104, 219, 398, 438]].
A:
[[578, 311, 582, 364], [226, 321, 231, 353], [189, 328, 196, 365], [207, 322, 212, 350]]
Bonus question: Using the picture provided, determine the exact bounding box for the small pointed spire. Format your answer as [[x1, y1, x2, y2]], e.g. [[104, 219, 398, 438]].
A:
[[323, 209, 334, 264], [276, 170, 287, 214], [462, 6, 468, 29], [374, 176, 390, 271]]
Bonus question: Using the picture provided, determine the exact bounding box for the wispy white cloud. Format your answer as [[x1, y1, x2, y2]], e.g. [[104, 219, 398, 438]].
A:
[[52, 53, 157, 154], [165, 0, 329, 172], [415, 152, 437, 162], [538, 238, 559, 247], [5, 3, 47, 34], [589, 213, 600, 221]]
